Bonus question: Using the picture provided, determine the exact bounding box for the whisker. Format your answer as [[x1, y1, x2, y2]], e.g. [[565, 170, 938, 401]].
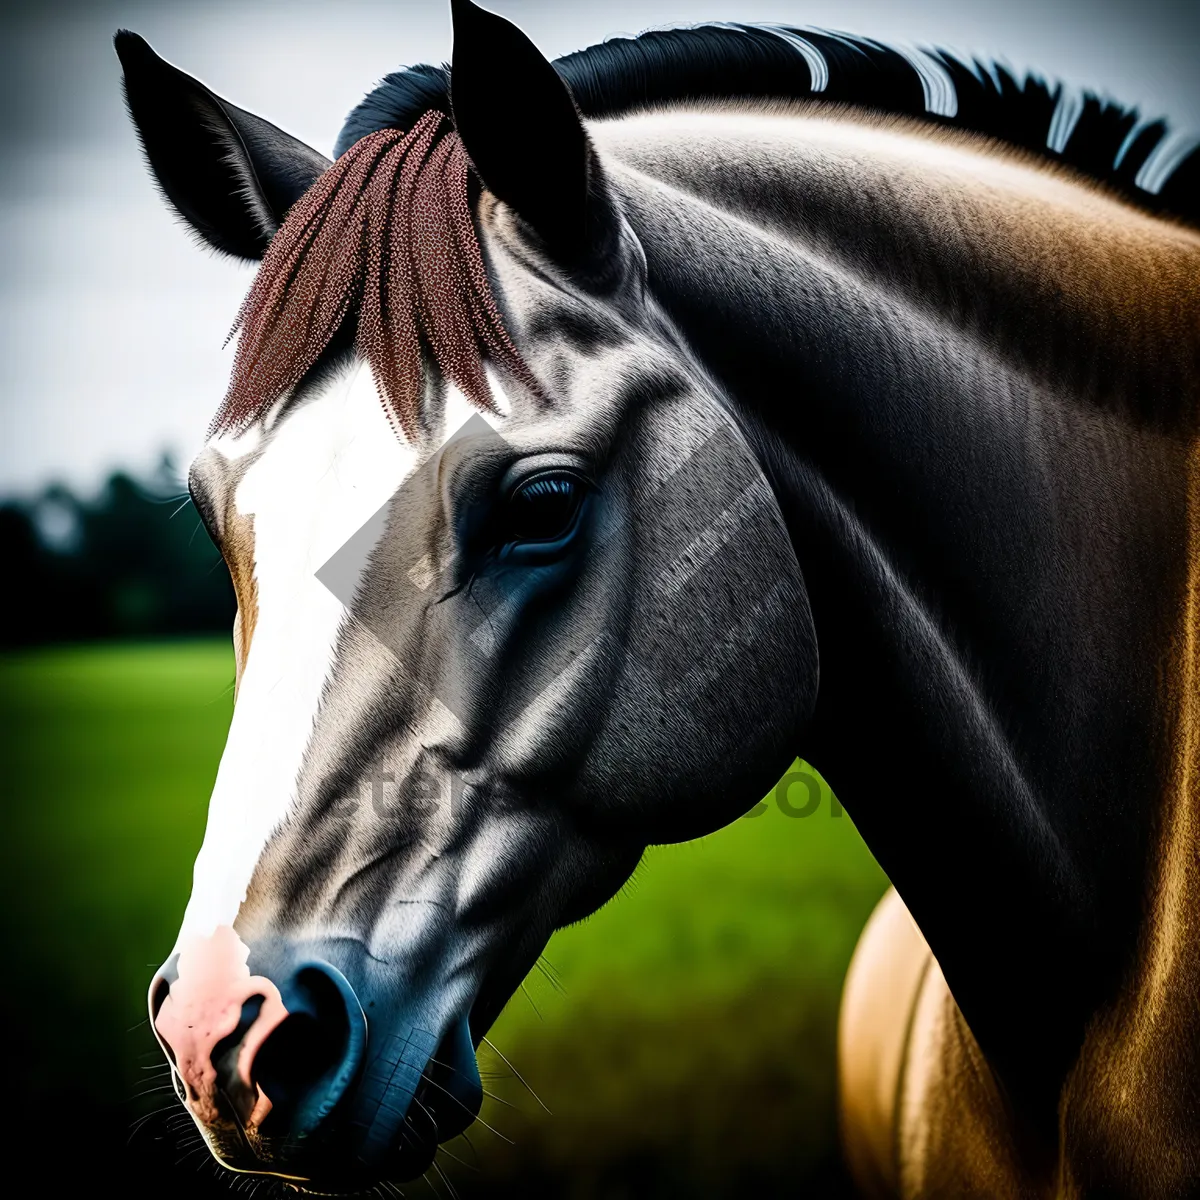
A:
[[126, 1104, 177, 1141], [414, 1074, 513, 1144], [399, 1112, 421, 1152], [430, 1158, 459, 1200], [451, 1130, 480, 1168], [419, 1072, 514, 1114], [207, 677, 237, 705], [435, 1143, 478, 1173], [534, 957, 565, 995], [480, 1036, 551, 1113], [411, 1093, 439, 1137], [464, 1110, 512, 1145], [422, 1065, 516, 1108], [518, 981, 543, 1021], [424, 1055, 515, 1106], [175, 1143, 208, 1167]]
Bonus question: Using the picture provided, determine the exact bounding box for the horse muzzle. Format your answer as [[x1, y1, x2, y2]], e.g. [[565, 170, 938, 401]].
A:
[[148, 926, 482, 1187]]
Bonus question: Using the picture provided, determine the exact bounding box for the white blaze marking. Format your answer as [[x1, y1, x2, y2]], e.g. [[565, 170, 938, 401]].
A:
[[176, 369, 510, 947], [178, 367, 415, 944]]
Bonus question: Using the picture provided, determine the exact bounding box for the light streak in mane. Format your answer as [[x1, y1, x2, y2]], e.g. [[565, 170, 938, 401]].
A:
[[216, 109, 538, 440]]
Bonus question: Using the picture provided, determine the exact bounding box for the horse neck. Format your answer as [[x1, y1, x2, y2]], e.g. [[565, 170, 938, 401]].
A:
[[601, 110, 1200, 1113]]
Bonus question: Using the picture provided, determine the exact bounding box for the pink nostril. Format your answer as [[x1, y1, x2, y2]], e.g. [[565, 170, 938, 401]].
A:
[[152, 926, 289, 1128]]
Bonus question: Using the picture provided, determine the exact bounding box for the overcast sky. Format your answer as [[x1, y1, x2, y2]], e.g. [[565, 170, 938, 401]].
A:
[[2, 0, 1197, 498]]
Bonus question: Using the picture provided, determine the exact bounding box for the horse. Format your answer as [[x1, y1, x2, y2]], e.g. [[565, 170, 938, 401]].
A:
[[116, 2, 1200, 1194]]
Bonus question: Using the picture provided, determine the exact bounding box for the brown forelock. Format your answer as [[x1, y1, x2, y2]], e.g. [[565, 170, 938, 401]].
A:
[[214, 111, 540, 440]]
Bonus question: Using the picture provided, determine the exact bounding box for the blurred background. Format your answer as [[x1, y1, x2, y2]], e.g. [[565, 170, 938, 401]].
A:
[[1, 1, 1196, 1196]]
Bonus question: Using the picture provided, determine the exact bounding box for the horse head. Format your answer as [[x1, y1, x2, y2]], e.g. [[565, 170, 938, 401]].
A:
[[120, 2, 817, 1188]]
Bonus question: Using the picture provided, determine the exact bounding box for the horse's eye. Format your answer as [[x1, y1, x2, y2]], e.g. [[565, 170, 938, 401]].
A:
[[504, 472, 585, 545]]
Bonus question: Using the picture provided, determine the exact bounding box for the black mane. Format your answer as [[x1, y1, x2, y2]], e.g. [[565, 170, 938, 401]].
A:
[[336, 23, 1198, 227]]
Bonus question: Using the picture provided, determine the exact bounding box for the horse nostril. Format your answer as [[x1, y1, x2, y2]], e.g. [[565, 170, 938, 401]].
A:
[[252, 963, 365, 1143], [211, 995, 265, 1086], [146, 943, 366, 1168]]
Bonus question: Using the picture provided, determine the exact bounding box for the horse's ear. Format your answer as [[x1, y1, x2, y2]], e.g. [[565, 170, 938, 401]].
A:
[[449, 0, 612, 264], [114, 30, 331, 260]]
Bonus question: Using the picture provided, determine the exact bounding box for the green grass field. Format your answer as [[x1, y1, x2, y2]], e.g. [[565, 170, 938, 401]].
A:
[[0, 640, 888, 1197]]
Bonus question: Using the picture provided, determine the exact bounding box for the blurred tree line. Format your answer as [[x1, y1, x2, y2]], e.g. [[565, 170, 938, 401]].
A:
[[0, 457, 235, 648]]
